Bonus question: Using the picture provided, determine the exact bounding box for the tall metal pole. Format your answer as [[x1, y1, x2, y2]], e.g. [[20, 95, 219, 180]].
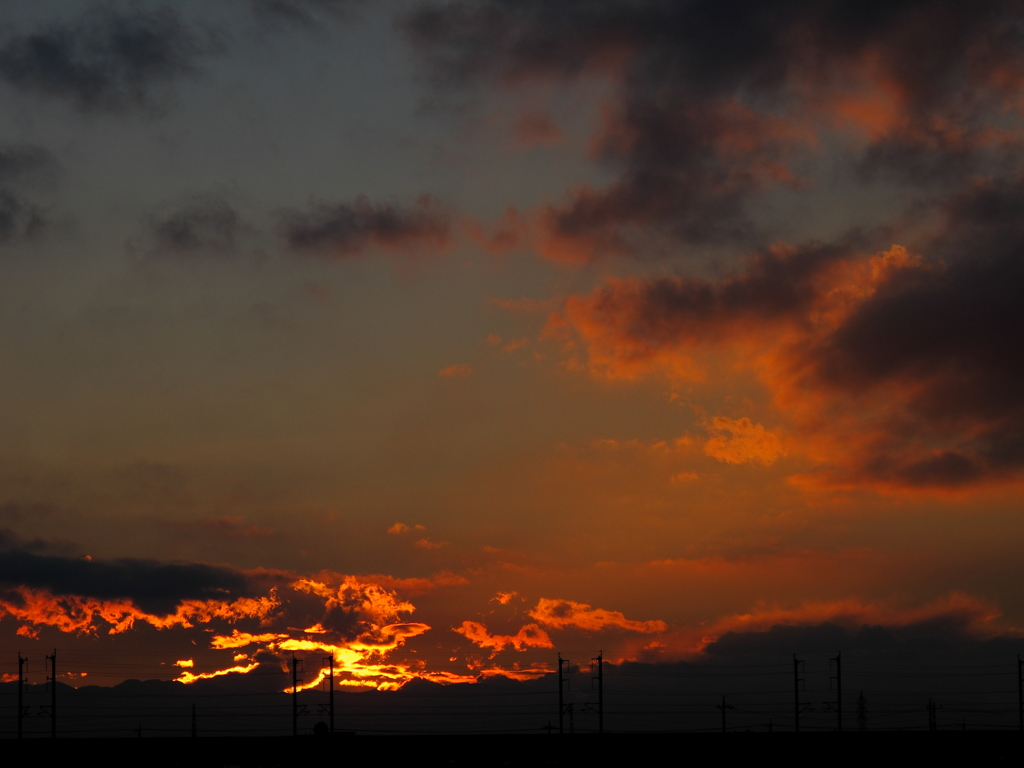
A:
[[716, 695, 734, 733], [593, 651, 603, 735], [46, 649, 56, 738], [831, 651, 842, 732], [17, 653, 25, 739], [557, 653, 564, 736], [292, 655, 299, 737]]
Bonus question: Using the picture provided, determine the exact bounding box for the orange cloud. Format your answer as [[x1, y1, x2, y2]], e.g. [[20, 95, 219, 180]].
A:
[[198, 577, 436, 691], [356, 571, 468, 597], [703, 417, 785, 466], [414, 538, 446, 550], [0, 557, 545, 692], [474, 663, 552, 681], [549, 239, 1024, 492], [438, 363, 473, 379], [528, 598, 667, 634], [454, 621, 553, 655], [176, 662, 260, 684], [0, 587, 279, 635], [211, 631, 290, 649]]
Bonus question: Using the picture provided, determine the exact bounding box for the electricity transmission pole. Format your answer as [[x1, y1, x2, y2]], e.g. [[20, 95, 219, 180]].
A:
[[829, 651, 842, 732], [46, 649, 56, 738], [592, 652, 603, 735], [716, 695, 735, 733], [17, 652, 26, 739]]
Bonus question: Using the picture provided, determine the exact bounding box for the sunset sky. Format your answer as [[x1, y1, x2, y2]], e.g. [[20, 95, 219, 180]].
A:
[[2, 0, 1024, 698]]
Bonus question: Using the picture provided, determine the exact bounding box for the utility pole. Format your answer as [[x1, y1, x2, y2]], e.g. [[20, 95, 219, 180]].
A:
[[793, 654, 804, 733], [324, 655, 335, 735], [829, 651, 842, 732], [17, 653, 26, 739], [592, 651, 603, 735], [191, 703, 197, 738], [716, 695, 735, 733], [857, 692, 867, 731], [292, 655, 302, 737], [46, 649, 56, 738]]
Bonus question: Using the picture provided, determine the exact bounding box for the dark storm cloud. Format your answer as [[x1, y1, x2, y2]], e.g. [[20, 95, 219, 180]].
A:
[[0, 143, 55, 244], [0, 144, 54, 183], [281, 195, 451, 257], [705, 618, 994, 658], [805, 177, 1024, 486], [0, 528, 61, 556], [249, 0, 364, 26], [146, 196, 242, 255], [0, 5, 220, 113], [578, 241, 848, 346], [0, 191, 46, 244], [0, 549, 261, 615], [403, 0, 1024, 257], [558, 176, 1024, 487]]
